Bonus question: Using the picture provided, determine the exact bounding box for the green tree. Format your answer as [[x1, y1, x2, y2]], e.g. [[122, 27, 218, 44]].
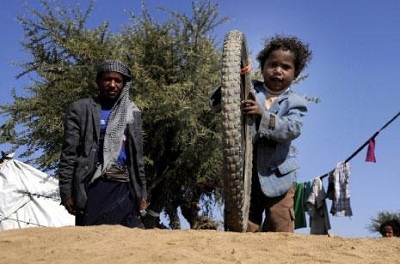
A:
[[1, 0, 117, 169], [368, 211, 400, 235], [0, 0, 228, 228], [121, 0, 228, 229]]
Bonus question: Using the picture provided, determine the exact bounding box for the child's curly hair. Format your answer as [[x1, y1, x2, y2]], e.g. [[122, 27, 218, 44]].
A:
[[257, 34, 312, 78], [380, 219, 400, 237]]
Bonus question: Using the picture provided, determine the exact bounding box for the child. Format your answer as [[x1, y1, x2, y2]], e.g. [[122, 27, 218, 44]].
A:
[[241, 35, 312, 232], [380, 220, 400, 237]]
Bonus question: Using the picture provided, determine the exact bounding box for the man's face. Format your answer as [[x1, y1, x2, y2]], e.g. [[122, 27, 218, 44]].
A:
[[97, 71, 124, 100]]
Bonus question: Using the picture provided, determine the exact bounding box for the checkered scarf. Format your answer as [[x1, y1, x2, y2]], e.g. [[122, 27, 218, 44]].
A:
[[91, 60, 132, 182], [96, 60, 132, 81], [104, 82, 130, 164]]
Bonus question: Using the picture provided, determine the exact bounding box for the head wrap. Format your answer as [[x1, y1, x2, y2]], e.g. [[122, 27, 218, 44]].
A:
[[96, 60, 132, 81]]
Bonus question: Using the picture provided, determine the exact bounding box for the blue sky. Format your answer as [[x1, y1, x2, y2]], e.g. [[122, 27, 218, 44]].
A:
[[1, 0, 399, 238]]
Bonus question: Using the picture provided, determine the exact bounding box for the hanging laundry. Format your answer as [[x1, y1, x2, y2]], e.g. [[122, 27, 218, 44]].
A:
[[365, 138, 377, 162], [293, 182, 307, 229], [327, 162, 352, 217], [305, 177, 331, 235]]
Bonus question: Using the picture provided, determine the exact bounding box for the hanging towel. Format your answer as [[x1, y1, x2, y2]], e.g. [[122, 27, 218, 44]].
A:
[[365, 138, 377, 162], [293, 182, 307, 229], [327, 162, 353, 217]]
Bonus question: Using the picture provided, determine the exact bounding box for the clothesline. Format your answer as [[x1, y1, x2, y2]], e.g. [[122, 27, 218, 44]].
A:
[[319, 111, 400, 179]]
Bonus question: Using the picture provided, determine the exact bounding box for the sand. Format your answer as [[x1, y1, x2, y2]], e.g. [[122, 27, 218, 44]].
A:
[[0, 225, 399, 264]]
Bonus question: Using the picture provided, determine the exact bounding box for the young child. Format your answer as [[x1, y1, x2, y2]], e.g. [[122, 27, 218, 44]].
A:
[[241, 35, 312, 232], [380, 220, 400, 237]]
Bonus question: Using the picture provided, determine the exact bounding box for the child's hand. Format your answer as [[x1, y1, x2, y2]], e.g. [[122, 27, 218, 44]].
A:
[[241, 99, 263, 116]]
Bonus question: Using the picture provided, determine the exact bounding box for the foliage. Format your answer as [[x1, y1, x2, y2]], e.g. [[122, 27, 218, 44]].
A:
[[367, 211, 400, 234], [0, 120, 15, 145], [122, 0, 228, 226], [0, 0, 116, 169], [0, 0, 228, 228]]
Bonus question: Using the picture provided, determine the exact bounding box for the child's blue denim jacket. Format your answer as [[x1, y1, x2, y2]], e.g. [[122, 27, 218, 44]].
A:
[[252, 81, 308, 197]]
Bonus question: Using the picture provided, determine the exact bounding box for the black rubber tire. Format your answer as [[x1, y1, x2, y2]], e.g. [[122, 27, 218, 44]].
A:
[[221, 30, 253, 232]]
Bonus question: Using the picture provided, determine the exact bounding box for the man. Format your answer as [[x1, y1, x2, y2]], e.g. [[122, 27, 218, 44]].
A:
[[58, 60, 147, 227]]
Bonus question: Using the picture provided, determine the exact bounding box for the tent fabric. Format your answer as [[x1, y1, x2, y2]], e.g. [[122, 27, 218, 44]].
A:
[[0, 157, 74, 230]]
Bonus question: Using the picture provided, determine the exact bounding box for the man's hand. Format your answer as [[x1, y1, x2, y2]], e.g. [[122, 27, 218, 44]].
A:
[[139, 198, 148, 212], [138, 198, 149, 219], [63, 197, 76, 215]]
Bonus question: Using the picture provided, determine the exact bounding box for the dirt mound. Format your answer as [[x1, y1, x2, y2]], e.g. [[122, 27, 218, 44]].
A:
[[0, 225, 399, 264]]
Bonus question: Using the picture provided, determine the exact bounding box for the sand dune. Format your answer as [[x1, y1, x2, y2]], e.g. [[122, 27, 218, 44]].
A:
[[0, 225, 399, 264]]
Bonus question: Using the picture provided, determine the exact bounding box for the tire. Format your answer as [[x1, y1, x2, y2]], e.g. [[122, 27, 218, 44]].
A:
[[221, 30, 253, 232]]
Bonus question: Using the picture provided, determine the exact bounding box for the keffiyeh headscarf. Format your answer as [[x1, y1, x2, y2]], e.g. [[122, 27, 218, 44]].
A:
[[96, 60, 132, 82]]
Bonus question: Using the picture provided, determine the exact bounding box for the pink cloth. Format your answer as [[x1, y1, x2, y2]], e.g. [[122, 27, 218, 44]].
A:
[[366, 138, 376, 163]]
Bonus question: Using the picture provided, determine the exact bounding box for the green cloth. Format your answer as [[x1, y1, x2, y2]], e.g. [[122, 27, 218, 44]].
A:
[[293, 182, 307, 229]]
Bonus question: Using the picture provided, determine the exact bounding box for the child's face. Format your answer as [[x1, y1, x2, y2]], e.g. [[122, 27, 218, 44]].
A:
[[262, 48, 295, 92], [381, 225, 394, 237]]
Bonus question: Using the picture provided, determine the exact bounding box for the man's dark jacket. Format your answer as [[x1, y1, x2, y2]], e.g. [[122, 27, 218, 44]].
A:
[[58, 97, 147, 211]]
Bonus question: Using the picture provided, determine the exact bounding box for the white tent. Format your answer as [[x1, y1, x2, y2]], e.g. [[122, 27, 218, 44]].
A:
[[0, 153, 74, 230]]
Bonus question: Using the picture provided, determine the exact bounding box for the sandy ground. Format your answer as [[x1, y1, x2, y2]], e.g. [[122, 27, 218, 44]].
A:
[[0, 225, 399, 264]]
